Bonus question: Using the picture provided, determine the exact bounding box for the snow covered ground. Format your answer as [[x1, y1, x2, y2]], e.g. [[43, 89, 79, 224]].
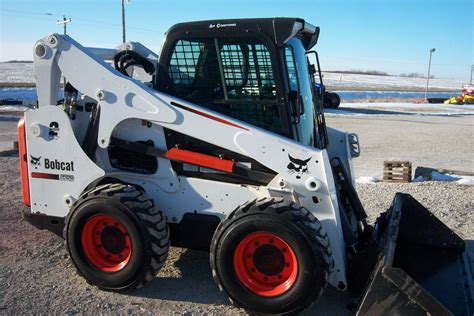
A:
[[356, 174, 474, 185], [0, 105, 31, 113], [322, 72, 466, 91], [325, 102, 474, 116], [0, 63, 35, 83]]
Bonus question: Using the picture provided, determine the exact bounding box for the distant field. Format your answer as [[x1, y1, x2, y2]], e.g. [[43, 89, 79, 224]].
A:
[[0, 62, 467, 92], [322, 72, 464, 91], [0, 63, 35, 84]]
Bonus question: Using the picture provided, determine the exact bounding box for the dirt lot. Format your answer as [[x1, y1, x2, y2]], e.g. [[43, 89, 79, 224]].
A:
[[326, 111, 474, 177], [1, 111, 473, 314]]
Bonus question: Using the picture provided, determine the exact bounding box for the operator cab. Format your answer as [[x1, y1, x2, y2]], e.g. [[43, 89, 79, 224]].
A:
[[154, 18, 327, 150]]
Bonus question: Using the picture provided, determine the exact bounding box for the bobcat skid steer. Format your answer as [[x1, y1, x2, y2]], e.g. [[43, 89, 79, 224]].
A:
[[18, 18, 472, 315]]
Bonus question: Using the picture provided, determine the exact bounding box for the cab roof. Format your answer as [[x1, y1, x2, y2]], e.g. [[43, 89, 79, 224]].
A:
[[166, 18, 320, 50]]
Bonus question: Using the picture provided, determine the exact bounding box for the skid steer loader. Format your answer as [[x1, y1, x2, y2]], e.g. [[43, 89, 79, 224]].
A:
[[18, 18, 472, 315]]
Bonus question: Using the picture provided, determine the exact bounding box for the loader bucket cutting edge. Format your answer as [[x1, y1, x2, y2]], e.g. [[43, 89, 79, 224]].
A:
[[356, 193, 473, 316]]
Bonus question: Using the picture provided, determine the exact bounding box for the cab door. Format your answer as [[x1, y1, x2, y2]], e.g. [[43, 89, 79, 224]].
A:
[[284, 38, 315, 147]]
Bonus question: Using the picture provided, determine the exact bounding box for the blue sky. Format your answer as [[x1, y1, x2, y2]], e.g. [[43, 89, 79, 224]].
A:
[[1, 0, 472, 79]]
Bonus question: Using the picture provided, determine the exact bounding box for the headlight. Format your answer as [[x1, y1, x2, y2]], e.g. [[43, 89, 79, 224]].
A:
[[348, 133, 360, 158]]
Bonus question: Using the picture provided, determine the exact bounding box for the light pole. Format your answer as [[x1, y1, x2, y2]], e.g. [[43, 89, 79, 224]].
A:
[[470, 65, 473, 85], [424, 48, 436, 102]]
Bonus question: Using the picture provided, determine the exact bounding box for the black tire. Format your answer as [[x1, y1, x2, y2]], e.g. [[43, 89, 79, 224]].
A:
[[65, 183, 169, 291], [210, 197, 334, 315], [331, 92, 341, 109], [323, 91, 333, 108]]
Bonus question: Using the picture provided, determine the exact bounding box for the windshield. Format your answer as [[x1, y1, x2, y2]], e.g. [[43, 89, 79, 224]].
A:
[[161, 37, 283, 134], [285, 38, 327, 149]]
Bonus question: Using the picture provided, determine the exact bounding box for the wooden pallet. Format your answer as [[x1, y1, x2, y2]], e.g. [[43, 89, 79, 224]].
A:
[[383, 161, 412, 183]]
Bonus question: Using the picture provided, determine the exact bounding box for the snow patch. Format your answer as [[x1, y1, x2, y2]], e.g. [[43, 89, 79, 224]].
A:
[[456, 176, 474, 185], [325, 102, 474, 117], [0, 105, 29, 112], [356, 176, 378, 184]]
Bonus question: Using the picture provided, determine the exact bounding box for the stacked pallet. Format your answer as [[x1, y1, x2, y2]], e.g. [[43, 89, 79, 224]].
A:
[[383, 161, 412, 183]]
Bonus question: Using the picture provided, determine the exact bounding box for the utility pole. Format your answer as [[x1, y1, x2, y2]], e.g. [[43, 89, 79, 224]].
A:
[[56, 15, 71, 35], [122, 0, 126, 43], [424, 48, 436, 103]]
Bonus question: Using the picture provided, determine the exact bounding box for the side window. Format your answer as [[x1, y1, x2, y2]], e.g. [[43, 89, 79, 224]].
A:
[[168, 40, 201, 86], [285, 47, 299, 91], [167, 39, 223, 100]]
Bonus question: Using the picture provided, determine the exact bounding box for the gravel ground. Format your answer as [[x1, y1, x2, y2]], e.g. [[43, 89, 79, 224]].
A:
[[0, 154, 472, 314], [326, 114, 474, 177]]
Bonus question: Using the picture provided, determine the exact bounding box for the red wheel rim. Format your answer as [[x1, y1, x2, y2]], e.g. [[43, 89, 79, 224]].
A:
[[233, 232, 298, 297], [81, 214, 132, 272]]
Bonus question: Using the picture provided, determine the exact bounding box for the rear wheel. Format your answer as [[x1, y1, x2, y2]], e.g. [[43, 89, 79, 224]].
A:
[[210, 197, 333, 315], [65, 183, 169, 291]]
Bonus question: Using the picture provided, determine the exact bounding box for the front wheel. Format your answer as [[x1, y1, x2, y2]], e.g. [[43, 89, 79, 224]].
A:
[[65, 183, 169, 291], [210, 198, 334, 315]]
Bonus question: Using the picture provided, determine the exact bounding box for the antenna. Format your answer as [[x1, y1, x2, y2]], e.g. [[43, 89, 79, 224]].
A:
[[56, 15, 72, 35]]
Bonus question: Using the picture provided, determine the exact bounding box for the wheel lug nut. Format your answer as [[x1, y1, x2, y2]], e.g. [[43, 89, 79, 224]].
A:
[[263, 276, 268, 281], [254, 242, 259, 246], [102, 222, 107, 226], [285, 263, 290, 267], [282, 248, 286, 253], [251, 268, 256, 273], [269, 239, 274, 244], [115, 222, 119, 226], [278, 275, 283, 279], [106, 254, 111, 258], [247, 253, 252, 258], [95, 231, 100, 235], [118, 254, 123, 259], [97, 244, 102, 248]]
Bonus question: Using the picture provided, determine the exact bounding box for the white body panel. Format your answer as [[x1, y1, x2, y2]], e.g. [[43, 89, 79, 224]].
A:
[[28, 34, 352, 289], [25, 106, 104, 216]]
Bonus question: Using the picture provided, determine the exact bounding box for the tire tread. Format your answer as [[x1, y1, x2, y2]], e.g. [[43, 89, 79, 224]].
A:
[[65, 183, 169, 291], [210, 197, 334, 314]]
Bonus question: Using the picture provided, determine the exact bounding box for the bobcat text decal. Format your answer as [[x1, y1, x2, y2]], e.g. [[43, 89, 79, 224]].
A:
[[29, 155, 75, 182]]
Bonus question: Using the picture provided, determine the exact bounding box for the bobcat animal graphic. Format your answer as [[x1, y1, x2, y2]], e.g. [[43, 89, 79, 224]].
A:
[[287, 155, 311, 179], [30, 155, 41, 169]]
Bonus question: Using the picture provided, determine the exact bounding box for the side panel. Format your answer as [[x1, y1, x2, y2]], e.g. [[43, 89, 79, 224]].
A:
[[115, 174, 262, 222], [25, 106, 105, 216]]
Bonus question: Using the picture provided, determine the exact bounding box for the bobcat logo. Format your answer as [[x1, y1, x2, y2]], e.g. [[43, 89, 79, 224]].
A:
[[287, 155, 311, 179], [30, 155, 41, 169]]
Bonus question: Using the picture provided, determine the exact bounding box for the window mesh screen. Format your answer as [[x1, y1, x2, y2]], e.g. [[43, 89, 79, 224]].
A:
[[168, 40, 201, 86], [220, 43, 276, 99]]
